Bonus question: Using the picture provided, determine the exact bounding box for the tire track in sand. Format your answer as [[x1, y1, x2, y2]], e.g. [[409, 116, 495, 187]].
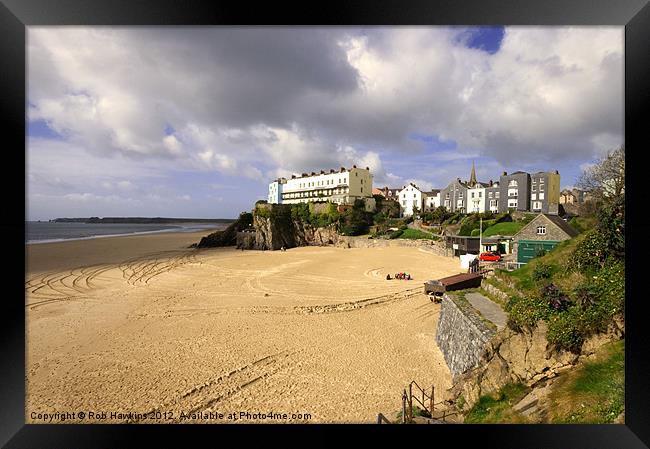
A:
[[128, 349, 304, 423]]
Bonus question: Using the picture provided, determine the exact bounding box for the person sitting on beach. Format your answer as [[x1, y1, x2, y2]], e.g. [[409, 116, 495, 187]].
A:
[[386, 274, 391, 280]]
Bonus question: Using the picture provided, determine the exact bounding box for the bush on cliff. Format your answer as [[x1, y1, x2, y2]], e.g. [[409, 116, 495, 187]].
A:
[[338, 200, 373, 236], [196, 212, 252, 248]]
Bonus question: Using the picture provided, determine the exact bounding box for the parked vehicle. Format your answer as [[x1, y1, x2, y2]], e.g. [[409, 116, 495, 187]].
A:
[[479, 251, 502, 262]]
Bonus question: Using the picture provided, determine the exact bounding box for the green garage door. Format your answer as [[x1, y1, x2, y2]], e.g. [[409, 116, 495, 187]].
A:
[[517, 240, 560, 263]]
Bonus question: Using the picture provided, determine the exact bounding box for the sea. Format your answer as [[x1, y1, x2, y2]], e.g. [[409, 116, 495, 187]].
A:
[[26, 221, 228, 244]]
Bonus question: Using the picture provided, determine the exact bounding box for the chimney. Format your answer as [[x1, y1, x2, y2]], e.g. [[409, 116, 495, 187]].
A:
[[340, 167, 345, 172], [302, 173, 308, 177], [330, 169, 335, 173], [365, 166, 370, 170], [489, 180, 493, 186], [502, 171, 507, 176], [320, 170, 325, 174], [554, 170, 559, 174], [352, 165, 357, 169], [291, 175, 296, 179], [311, 172, 316, 176]]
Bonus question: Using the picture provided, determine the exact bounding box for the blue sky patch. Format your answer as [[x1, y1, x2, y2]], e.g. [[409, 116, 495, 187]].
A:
[[28, 119, 65, 140], [456, 26, 505, 54], [410, 133, 457, 151]]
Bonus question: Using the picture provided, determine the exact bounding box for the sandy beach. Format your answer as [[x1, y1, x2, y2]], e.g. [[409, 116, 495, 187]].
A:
[[26, 231, 459, 423]]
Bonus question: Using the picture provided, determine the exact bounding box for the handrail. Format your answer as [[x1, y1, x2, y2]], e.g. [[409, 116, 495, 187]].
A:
[[377, 413, 392, 424]]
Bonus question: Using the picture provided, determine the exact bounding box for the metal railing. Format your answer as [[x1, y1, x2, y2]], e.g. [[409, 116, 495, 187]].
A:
[[378, 380, 460, 424]]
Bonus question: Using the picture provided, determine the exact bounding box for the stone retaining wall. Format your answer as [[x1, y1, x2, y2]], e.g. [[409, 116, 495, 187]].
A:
[[480, 281, 510, 303], [435, 293, 496, 378], [337, 236, 448, 255]]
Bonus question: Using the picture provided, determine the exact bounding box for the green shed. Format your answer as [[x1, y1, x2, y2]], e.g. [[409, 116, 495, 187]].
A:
[[516, 240, 561, 263], [512, 213, 579, 264]]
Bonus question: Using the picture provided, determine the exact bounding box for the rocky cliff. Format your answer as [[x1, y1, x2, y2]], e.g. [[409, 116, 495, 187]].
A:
[[441, 317, 624, 418], [237, 210, 340, 250], [237, 204, 451, 252], [197, 214, 252, 248]]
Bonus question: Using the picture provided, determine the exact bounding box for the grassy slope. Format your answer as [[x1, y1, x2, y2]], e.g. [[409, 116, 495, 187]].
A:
[[463, 383, 530, 423], [463, 339, 624, 423], [497, 233, 586, 295], [547, 339, 624, 423], [397, 228, 437, 240], [482, 221, 525, 237]]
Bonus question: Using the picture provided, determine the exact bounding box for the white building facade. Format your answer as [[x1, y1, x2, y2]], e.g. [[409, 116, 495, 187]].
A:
[[398, 183, 425, 217], [468, 186, 486, 213], [424, 191, 441, 211], [267, 166, 375, 210], [268, 179, 284, 204]]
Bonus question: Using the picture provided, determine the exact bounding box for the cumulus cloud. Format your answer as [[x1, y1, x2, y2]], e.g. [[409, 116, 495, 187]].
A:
[[27, 26, 623, 218]]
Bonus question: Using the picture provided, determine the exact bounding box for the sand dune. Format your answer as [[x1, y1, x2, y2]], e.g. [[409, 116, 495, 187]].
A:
[[26, 231, 459, 423]]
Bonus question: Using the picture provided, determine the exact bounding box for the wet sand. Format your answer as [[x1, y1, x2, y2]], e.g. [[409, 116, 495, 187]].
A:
[[26, 231, 459, 423]]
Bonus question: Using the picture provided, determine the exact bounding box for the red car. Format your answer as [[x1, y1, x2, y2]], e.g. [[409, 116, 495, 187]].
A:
[[479, 251, 502, 262]]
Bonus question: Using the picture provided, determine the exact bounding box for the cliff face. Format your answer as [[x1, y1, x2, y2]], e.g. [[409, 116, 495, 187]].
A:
[[238, 213, 340, 250], [442, 317, 624, 417]]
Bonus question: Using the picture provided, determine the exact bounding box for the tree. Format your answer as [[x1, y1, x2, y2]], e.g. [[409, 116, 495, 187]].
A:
[[576, 146, 625, 203]]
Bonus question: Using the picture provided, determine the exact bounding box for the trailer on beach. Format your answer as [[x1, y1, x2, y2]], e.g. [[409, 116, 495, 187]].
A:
[[424, 272, 483, 296]]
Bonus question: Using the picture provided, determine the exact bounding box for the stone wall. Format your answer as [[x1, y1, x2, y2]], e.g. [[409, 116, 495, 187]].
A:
[[480, 281, 510, 303], [436, 294, 497, 378]]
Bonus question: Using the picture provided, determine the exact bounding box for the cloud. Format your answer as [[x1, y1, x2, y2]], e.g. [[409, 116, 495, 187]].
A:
[[27, 26, 623, 219]]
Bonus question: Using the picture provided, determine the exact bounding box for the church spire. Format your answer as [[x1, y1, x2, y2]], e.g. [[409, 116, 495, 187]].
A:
[[469, 160, 477, 187]]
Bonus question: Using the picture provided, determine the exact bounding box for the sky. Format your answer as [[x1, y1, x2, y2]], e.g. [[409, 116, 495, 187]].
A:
[[27, 26, 624, 220]]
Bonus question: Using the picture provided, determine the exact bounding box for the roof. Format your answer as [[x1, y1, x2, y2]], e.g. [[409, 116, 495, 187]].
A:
[[514, 213, 579, 239], [544, 214, 580, 237], [424, 189, 440, 195], [509, 171, 529, 175]]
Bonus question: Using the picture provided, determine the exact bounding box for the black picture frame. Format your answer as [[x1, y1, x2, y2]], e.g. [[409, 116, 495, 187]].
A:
[[3, 0, 648, 447]]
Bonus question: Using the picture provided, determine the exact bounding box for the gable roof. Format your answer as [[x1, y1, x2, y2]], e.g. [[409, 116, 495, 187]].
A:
[[514, 213, 579, 239], [424, 189, 440, 196], [399, 182, 422, 193], [544, 214, 580, 237]]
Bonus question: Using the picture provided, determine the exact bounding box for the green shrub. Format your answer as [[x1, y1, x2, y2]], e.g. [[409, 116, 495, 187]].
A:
[[505, 295, 551, 331], [291, 203, 311, 222], [254, 206, 271, 218], [389, 229, 404, 239], [570, 229, 608, 272], [532, 262, 552, 282], [239, 211, 253, 226], [597, 195, 625, 259], [547, 307, 585, 352]]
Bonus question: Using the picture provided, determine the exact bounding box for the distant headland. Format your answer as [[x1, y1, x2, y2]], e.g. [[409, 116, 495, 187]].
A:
[[49, 217, 235, 224]]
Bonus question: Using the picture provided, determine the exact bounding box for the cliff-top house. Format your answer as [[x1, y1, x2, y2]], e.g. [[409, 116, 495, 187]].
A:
[[268, 165, 376, 211]]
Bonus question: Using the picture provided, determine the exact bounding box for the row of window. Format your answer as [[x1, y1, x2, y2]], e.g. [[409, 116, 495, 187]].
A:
[[299, 178, 347, 188], [283, 187, 349, 199]]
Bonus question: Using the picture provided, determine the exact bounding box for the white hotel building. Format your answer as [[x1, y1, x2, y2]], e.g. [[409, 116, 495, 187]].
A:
[[268, 166, 375, 210]]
